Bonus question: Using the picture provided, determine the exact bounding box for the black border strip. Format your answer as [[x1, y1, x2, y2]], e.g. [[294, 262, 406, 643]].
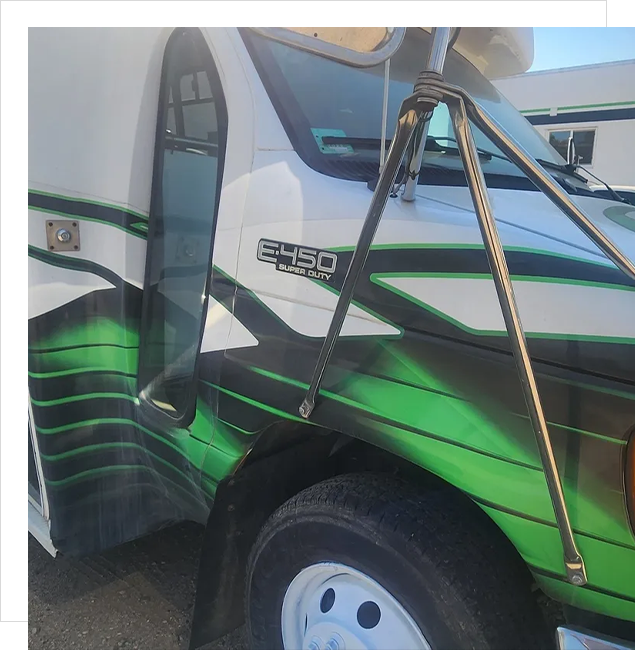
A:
[[527, 107, 635, 126], [28, 191, 147, 238], [626, 430, 635, 538], [364, 410, 541, 471], [530, 564, 635, 605], [470, 493, 635, 551], [28, 245, 123, 289], [30, 343, 138, 354]]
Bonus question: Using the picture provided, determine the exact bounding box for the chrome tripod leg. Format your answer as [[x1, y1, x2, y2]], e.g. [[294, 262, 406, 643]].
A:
[[448, 98, 587, 586], [299, 105, 422, 419]]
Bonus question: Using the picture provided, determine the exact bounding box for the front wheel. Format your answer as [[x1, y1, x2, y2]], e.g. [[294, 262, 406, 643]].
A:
[[280, 560, 430, 650], [246, 473, 552, 650]]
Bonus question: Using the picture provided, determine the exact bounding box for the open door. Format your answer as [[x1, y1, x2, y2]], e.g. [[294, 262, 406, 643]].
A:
[[138, 28, 228, 427]]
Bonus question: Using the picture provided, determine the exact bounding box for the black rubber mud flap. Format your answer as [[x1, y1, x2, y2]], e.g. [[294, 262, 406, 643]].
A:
[[188, 433, 335, 649]]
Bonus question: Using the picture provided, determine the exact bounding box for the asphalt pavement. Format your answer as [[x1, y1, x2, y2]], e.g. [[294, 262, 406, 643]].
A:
[[28, 523, 247, 650]]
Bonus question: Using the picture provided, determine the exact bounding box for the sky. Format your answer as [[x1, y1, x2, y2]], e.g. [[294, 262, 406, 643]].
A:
[[530, 28, 635, 71]]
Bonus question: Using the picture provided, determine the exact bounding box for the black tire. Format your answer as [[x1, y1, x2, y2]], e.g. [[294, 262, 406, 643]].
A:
[[246, 473, 552, 650]]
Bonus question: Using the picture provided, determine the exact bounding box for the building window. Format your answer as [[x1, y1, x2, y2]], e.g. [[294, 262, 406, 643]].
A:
[[548, 129, 596, 165]]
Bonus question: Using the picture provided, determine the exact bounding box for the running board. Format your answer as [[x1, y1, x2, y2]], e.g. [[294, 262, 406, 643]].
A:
[[29, 500, 57, 557]]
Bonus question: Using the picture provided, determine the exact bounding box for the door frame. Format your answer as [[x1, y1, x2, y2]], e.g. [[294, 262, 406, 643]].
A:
[[28, 390, 49, 520], [137, 27, 230, 429], [28, 389, 57, 556]]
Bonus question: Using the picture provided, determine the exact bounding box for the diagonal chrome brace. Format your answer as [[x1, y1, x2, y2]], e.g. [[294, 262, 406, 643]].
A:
[[446, 95, 587, 586], [298, 97, 430, 419], [298, 26, 454, 421]]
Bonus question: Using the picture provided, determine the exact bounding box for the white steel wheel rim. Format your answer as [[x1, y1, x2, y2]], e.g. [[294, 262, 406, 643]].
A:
[[281, 562, 432, 650]]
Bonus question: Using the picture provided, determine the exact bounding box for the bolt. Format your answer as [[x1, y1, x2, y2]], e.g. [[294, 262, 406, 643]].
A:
[[56, 228, 72, 243], [325, 638, 340, 650], [326, 633, 345, 650], [571, 573, 584, 586]]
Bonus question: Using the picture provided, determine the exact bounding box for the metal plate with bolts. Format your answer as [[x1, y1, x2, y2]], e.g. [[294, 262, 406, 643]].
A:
[[45, 219, 81, 252]]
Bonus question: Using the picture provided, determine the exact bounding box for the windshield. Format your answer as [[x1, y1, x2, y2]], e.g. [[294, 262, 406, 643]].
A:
[[242, 28, 575, 189]]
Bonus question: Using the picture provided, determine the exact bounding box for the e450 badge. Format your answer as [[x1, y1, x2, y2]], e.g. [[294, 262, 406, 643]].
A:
[[257, 239, 339, 283]]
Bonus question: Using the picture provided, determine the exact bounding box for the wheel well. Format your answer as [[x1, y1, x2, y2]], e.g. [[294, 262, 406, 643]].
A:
[[188, 427, 542, 649]]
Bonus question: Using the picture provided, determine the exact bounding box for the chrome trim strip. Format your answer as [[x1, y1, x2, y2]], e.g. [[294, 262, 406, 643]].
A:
[[28, 500, 57, 557], [557, 626, 635, 650], [28, 493, 43, 516], [29, 391, 50, 521]]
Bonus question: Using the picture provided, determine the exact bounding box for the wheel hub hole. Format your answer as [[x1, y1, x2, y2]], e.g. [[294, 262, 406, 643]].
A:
[[357, 601, 381, 629], [320, 587, 335, 613]]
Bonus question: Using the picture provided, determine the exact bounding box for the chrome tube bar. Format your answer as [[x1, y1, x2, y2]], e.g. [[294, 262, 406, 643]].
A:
[[379, 58, 391, 172], [402, 27, 452, 202], [299, 30, 451, 420], [448, 98, 587, 586], [299, 103, 423, 419]]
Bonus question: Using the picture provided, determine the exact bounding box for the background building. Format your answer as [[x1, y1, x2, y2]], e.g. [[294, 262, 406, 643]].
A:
[[494, 59, 635, 187]]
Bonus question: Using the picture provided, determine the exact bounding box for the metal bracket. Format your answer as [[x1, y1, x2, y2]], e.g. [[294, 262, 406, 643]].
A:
[[401, 27, 452, 201], [45, 219, 81, 252], [445, 93, 588, 586]]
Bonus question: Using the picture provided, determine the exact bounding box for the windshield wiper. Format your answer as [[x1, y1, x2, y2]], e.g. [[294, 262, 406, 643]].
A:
[[324, 135, 592, 185], [535, 158, 630, 203], [575, 165, 631, 204], [535, 158, 587, 181]]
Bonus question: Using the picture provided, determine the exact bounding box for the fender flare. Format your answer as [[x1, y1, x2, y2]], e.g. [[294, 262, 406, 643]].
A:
[[188, 431, 337, 649]]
